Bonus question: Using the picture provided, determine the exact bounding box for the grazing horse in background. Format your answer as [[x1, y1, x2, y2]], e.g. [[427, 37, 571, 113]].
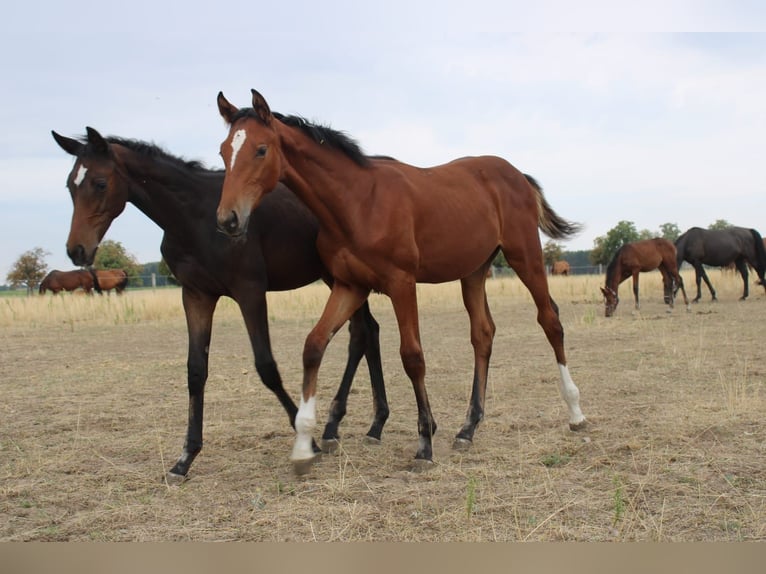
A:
[[94, 269, 129, 294], [550, 260, 570, 276], [600, 238, 689, 317], [39, 269, 97, 294], [215, 89, 587, 474], [52, 127, 387, 483], [675, 226, 766, 302]]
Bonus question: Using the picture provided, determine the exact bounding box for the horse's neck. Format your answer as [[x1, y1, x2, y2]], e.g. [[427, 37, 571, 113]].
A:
[[119, 149, 218, 235], [279, 125, 364, 230], [606, 262, 621, 290]]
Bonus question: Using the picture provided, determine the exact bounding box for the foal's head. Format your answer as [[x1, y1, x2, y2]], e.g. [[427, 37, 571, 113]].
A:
[[216, 90, 284, 237], [600, 286, 619, 317], [52, 128, 129, 266]]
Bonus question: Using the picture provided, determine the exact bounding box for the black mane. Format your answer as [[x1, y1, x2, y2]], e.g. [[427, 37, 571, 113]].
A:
[[81, 135, 219, 173], [229, 108, 370, 168]]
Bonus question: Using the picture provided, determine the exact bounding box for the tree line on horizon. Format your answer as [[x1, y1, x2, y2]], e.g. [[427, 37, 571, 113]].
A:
[[6, 220, 736, 293]]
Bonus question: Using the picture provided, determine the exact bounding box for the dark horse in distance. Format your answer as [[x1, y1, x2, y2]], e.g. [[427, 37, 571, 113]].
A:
[[39, 269, 97, 294], [675, 226, 766, 302], [600, 238, 689, 317], [52, 127, 388, 483]]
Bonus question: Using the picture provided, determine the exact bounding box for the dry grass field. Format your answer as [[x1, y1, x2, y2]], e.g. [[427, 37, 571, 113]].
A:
[[1, 270, 764, 541]]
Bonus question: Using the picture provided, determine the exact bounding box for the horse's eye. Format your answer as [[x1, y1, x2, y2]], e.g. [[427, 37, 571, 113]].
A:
[[256, 145, 267, 158], [93, 179, 107, 192]]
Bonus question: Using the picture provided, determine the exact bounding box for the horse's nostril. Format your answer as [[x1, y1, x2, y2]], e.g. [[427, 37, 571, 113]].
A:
[[220, 211, 239, 234]]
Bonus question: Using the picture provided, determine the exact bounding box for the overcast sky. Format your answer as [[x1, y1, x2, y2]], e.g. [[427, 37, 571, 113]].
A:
[[2, 1, 766, 278]]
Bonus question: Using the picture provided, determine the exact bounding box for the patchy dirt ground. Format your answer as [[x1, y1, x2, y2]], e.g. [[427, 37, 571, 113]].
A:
[[1, 273, 764, 540]]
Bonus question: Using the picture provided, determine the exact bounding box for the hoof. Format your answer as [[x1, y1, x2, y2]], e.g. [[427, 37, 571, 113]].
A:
[[321, 438, 340, 454], [292, 456, 317, 476], [362, 435, 381, 446], [411, 458, 435, 473], [165, 471, 187, 486], [452, 437, 473, 451], [569, 419, 588, 432]]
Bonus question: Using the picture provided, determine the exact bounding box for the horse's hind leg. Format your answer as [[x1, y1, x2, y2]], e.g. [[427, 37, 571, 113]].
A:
[[735, 258, 750, 300], [503, 247, 586, 431], [321, 301, 389, 451], [454, 266, 496, 449], [632, 271, 640, 310], [668, 268, 690, 311], [292, 282, 371, 474]]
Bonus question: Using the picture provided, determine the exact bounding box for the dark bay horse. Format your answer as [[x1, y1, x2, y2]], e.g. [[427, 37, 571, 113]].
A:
[[94, 269, 128, 294], [52, 127, 387, 483], [675, 226, 766, 302], [600, 238, 690, 317], [215, 90, 587, 474], [39, 269, 96, 294]]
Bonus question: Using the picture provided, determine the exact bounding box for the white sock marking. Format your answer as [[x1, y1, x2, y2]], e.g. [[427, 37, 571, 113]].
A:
[[291, 395, 317, 461], [73, 164, 88, 187], [557, 364, 586, 426], [229, 129, 247, 171]]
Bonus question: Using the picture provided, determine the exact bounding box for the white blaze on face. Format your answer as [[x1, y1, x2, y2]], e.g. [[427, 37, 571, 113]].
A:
[[73, 164, 88, 187], [229, 129, 247, 171]]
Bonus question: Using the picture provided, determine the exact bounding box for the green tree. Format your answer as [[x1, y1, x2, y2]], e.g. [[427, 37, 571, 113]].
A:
[[659, 222, 682, 242], [542, 240, 563, 267], [708, 219, 732, 230], [491, 250, 509, 269], [6, 247, 50, 295], [590, 221, 641, 265], [94, 240, 142, 286]]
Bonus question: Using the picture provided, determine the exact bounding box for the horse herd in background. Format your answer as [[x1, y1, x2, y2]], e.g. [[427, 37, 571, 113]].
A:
[[47, 88, 766, 481], [38, 268, 128, 295], [598, 227, 766, 317]]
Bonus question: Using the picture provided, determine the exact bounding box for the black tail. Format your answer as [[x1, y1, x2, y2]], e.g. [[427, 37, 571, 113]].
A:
[[89, 268, 103, 294], [749, 228, 766, 282], [674, 231, 688, 269]]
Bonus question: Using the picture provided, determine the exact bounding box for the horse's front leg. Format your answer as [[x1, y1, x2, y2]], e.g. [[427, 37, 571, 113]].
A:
[[735, 259, 750, 300], [321, 301, 389, 452], [293, 281, 370, 475], [695, 264, 716, 301], [167, 288, 218, 485], [237, 285, 320, 453], [388, 278, 437, 469]]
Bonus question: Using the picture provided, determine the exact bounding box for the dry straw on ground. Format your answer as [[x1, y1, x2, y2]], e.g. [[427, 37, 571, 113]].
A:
[[1, 271, 764, 540]]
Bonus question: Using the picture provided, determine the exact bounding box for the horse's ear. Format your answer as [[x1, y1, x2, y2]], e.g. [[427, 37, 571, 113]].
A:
[[251, 89, 272, 126], [51, 130, 84, 156], [599, 287, 607, 297], [217, 91, 239, 125], [85, 127, 110, 156]]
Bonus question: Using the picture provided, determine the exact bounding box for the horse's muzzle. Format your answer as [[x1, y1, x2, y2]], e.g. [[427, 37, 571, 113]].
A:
[[216, 210, 247, 238], [67, 244, 94, 267]]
